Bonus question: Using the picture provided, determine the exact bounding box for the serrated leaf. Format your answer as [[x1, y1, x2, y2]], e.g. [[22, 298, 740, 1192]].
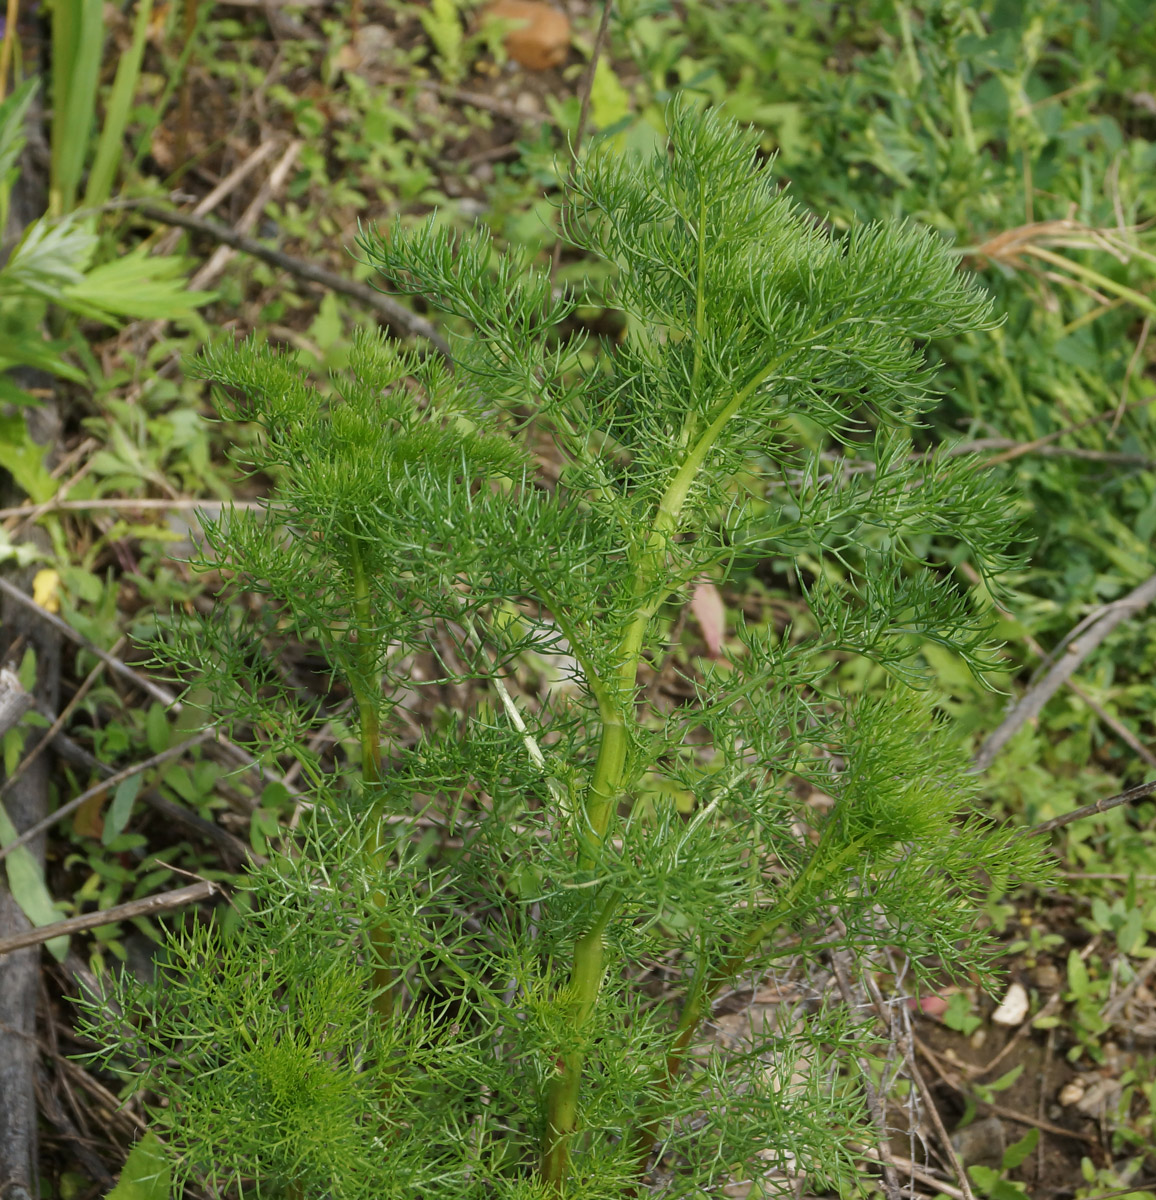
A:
[[61, 245, 212, 322], [0, 415, 57, 503], [0, 215, 95, 300], [105, 1132, 170, 1200]]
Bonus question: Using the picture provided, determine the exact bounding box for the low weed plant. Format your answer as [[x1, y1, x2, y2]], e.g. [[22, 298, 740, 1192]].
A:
[[83, 103, 1045, 1198]]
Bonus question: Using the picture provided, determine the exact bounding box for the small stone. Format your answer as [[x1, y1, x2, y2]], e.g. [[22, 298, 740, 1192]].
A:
[[1058, 1081, 1085, 1106], [335, 23, 392, 71], [484, 0, 570, 70], [951, 1115, 1005, 1168], [414, 90, 441, 116], [1029, 964, 1060, 990], [1076, 1078, 1122, 1115], [991, 982, 1030, 1026]]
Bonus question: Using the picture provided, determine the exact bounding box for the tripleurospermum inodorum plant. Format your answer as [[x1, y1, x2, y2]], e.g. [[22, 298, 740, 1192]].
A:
[[83, 102, 1043, 1199]]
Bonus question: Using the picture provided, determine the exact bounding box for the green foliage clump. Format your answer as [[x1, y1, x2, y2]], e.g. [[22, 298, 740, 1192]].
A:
[[82, 102, 1045, 1199]]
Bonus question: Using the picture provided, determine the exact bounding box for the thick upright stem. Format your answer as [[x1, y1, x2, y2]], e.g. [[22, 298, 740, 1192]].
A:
[[347, 539, 393, 1022], [628, 840, 863, 1177], [541, 435, 708, 1186], [540, 210, 808, 1188], [350, 543, 383, 784], [541, 889, 620, 1183]]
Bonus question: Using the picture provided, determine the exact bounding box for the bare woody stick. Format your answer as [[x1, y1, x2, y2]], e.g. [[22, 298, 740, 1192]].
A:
[[0, 731, 215, 865], [974, 570, 1156, 771], [1023, 777, 1156, 839], [136, 202, 451, 357], [0, 574, 299, 795], [0, 881, 218, 958]]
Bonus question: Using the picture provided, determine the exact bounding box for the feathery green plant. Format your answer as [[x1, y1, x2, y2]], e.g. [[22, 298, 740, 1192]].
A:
[[82, 101, 1045, 1199]]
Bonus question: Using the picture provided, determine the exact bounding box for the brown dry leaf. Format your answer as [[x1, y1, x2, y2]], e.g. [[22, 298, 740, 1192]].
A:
[[150, 126, 176, 172], [335, 23, 393, 72], [484, 0, 570, 70], [72, 789, 107, 840], [690, 579, 726, 658]]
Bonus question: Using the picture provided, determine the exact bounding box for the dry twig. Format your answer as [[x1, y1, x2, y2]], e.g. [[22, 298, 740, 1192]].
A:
[[0, 731, 216, 865], [0, 881, 218, 958], [1021, 777, 1156, 839], [138, 202, 450, 356], [829, 954, 903, 1200], [974, 571, 1156, 770]]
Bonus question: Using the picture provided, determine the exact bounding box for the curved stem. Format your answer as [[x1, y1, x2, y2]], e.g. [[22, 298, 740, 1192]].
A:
[[349, 542, 383, 784], [541, 887, 621, 1184], [628, 840, 864, 1178], [347, 538, 393, 1024], [540, 215, 818, 1189]]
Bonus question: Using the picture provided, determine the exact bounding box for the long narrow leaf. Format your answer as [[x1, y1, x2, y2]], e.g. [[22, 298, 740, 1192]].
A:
[[86, 0, 153, 208], [0, 79, 37, 185], [50, 0, 105, 214], [0, 797, 68, 960]]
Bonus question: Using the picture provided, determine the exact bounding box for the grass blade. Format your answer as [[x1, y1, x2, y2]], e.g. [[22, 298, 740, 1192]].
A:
[[50, 0, 105, 214], [85, 0, 153, 209]]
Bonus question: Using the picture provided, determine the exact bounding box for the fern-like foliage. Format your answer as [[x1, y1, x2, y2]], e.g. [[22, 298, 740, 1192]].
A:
[[81, 101, 1045, 1200]]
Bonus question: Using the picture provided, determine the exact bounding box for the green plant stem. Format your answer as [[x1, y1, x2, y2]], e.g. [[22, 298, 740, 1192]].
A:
[[1021, 243, 1156, 319], [541, 232, 772, 1184], [539, 195, 853, 1182], [349, 541, 383, 785], [540, 886, 621, 1184], [348, 538, 393, 1024], [0, 0, 20, 104], [543, 295, 865, 1185], [627, 840, 863, 1179]]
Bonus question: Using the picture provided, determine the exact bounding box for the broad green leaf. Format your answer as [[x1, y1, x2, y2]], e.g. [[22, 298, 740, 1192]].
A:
[[1001, 1127, 1038, 1170], [104, 1132, 171, 1200], [0, 414, 58, 503], [590, 60, 632, 132], [987, 1064, 1024, 1094], [145, 704, 170, 755], [1067, 949, 1089, 999], [61, 245, 212, 322], [1118, 907, 1145, 956]]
